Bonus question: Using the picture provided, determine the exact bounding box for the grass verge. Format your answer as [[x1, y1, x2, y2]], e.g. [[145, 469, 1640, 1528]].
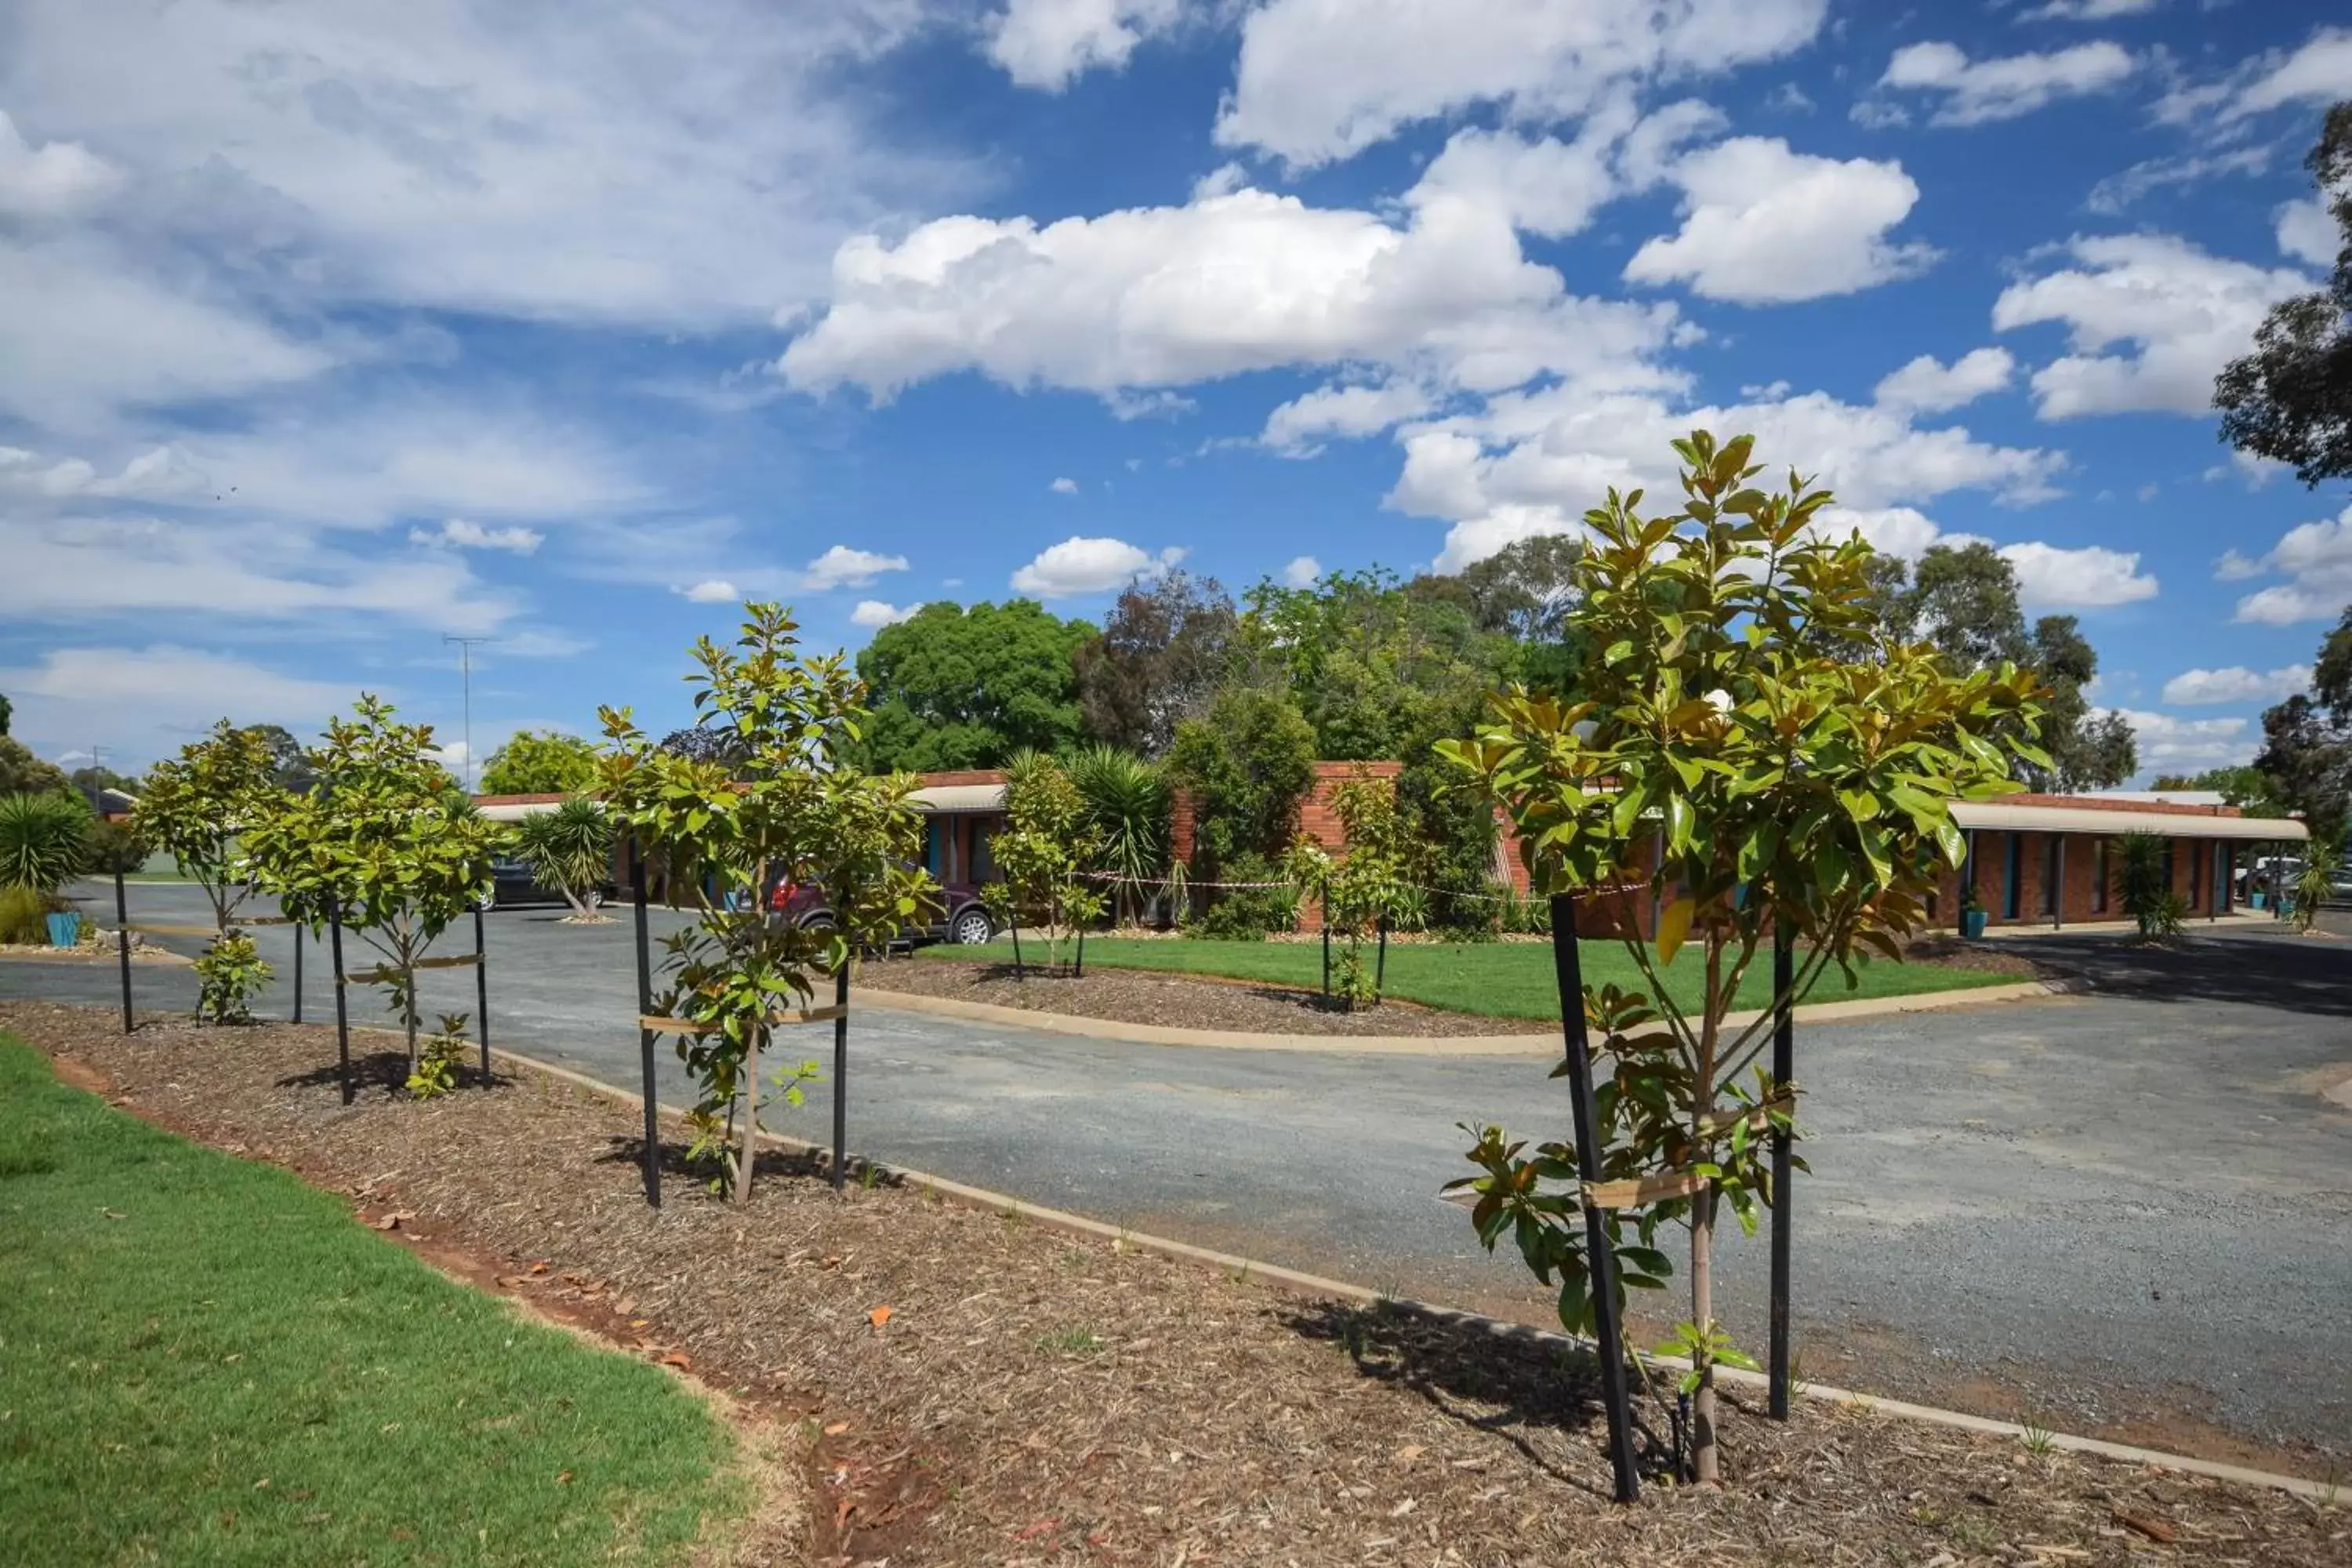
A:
[[920, 935, 2015, 1021], [0, 1033, 750, 1566]]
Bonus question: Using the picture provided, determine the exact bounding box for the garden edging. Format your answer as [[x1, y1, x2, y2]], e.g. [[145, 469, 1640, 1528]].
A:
[[855, 975, 2089, 1054], [452, 1017, 2329, 1504]]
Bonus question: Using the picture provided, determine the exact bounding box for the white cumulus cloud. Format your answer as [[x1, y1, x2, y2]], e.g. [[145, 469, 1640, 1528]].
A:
[[1011, 536, 1185, 597], [2224, 503, 2352, 624], [0, 108, 121, 217], [985, 0, 1183, 89], [681, 579, 740, 603], [1282, 554, 1323, 587], [1873, 347, 2016, 414], [1623, 137, 1935, 303], [801, 544, 909, 590], [2161, 665, 2311, 706], [1261, 379, 1436, 454], [409, 517, 545, 554], [850, 599, 920, 627], [1050, 476, 1079, 494], [2018, 0, 2159, 20], [1874, 40, 2136, 125], [1998, 541, 2158, 608], [1992, 234, 2313, 418], [2276, 197, 2337, 268], [2100, 708, 2252, 775], [781, 181, 1687, 402], [1213, 0, 1826, 167]]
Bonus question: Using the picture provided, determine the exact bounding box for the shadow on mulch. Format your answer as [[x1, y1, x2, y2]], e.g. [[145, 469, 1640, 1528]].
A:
[[589, 1132, 911, 1196], [272, 1050, 517, 1098], [1281, 1298, 1687, 1496]]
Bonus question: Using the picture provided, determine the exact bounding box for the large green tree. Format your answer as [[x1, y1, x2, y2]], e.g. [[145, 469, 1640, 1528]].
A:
[[478, 729, 599, 795], [239, 724, 317, 793], [2216, 101, 2352, 487], [0, 739, 71, 798], [2253, 607, 2352, 840], [1900, 543, 2133, 791], [1073, 572, 1237, 756], [855, 600, 1094, 771]]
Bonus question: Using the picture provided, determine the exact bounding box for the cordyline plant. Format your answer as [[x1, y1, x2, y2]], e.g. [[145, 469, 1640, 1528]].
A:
[[1439, 430, 2045, 1486], [1283, 768, 1414, 1007], [243, 697, 503, 1075], [132, 721, 291, 1024], [510, 797, 616, 924], [985, 751, 1108, 976], [597, 602, 934, 1202]]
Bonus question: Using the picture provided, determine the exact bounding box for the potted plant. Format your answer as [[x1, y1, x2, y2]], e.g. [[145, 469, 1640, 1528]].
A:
[[1959, 884, 1988, 940], [0, 792, 95, 946]]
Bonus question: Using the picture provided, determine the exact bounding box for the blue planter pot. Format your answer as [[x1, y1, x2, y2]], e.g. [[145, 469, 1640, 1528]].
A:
[[1960, 909, 1988, 940], [2250, 891, 2267, 910], [45, 910, 82, 948]]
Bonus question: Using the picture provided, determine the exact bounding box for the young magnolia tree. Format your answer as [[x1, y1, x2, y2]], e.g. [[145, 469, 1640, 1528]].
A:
[[244, 697, 503, 1075], [984, 751, 1108, 975], [598, 602, 934, 1201], [1441, 431, 2044, 1485], [132, 720, 291, 1022], [1283, 768, 1414, 1007]]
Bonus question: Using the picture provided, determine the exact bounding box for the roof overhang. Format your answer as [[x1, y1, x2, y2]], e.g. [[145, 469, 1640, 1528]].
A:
[[909, 782, 1006, 814], [1948, 800, 2308, 843]]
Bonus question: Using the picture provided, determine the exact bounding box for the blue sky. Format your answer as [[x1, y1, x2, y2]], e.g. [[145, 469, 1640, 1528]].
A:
[[2, 0, 2347, 782]]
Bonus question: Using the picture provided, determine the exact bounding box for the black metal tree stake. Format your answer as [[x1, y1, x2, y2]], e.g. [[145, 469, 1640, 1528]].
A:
[[328, 895, 353, 1106], [1769, 919, 1796, 1420], [292, 923, 303, 1025], [629, 838, 662, 1209], [830, 961, 851, 1194], [1549, 891, 1641, 1503], [114, 869, 133, 1033], [474, 905, 491, 1084]]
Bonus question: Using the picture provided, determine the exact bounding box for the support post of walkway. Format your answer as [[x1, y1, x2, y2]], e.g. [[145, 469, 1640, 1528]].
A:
[[1548, 891, 1639, 1503], [1768, 919, 1795, 1421], [2053, 836, 2066, 931], [630, 837, 661, 1210]]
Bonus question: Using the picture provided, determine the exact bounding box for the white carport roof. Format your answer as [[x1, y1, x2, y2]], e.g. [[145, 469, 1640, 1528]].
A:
[[1948, 800, 2307, 843], [909, 782, 1007, 814]]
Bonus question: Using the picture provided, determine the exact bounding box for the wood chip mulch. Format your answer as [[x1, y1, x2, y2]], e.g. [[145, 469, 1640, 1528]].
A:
[[860, 958, 1534, 1036], [6, 1000, 2342, 1568]]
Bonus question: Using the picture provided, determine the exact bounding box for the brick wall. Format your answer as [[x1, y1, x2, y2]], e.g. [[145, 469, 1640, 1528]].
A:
[[1946, 829, 2239, 927], [1294, 762, 1404, 932]]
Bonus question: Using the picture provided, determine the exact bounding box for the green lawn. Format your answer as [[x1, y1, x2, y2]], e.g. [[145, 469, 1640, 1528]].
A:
[[0, 1036, 750, 1566], [923, 934, 2012, 1022]]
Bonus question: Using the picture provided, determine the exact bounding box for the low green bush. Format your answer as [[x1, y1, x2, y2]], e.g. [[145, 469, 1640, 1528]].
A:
[[193, 933, 273, 1024], [1185, 851, 1297, 940], [0, 884, 47, 944]]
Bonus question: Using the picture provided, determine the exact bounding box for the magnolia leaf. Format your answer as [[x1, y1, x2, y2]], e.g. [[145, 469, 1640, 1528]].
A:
[[1656, 897, 1694, 967]]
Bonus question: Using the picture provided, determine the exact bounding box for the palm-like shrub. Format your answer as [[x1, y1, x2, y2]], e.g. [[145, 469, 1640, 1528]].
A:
[[1065, 744, 1171, 926], [2113, 830, 2184, 940], [510, 797, 615, 922], [2294, 836, 2343, 935], [0, 792, 94, 896]]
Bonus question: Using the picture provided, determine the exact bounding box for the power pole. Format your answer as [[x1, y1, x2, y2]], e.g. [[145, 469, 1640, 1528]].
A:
[[441, 636, 491, 794]]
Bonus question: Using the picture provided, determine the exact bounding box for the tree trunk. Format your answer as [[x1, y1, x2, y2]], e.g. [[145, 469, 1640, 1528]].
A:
[[1690, 937, 1722, 1486], [734, 1025, 760, 1203]]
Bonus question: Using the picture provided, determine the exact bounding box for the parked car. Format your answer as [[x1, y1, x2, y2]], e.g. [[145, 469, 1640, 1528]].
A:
[[769, 869, 995, 946], [477, 857, 590, 910]]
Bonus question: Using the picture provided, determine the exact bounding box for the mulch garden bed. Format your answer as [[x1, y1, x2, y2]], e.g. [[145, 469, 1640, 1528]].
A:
[[6, 999, 2340, 1568], [858, 958, 1529, 1036]]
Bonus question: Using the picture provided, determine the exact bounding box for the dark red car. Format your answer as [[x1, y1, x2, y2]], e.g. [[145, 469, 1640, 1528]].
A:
[[769, 872, 996, 946]]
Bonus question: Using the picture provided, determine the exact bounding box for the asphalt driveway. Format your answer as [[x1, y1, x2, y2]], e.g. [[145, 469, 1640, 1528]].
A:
[[10, 881, 2350, 1461]]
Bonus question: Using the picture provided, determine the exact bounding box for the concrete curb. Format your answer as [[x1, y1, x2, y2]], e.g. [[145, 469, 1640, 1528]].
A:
[[478, 1035, 2328, 1502], [857, 975, 2085, 1054]]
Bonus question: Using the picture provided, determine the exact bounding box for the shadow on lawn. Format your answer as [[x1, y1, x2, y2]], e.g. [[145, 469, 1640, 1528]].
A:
[[1279, 1298, 1682, 1493]]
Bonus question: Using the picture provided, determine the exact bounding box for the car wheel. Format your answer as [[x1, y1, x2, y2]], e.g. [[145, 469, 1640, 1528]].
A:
[[951, 907, 994, 946]]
